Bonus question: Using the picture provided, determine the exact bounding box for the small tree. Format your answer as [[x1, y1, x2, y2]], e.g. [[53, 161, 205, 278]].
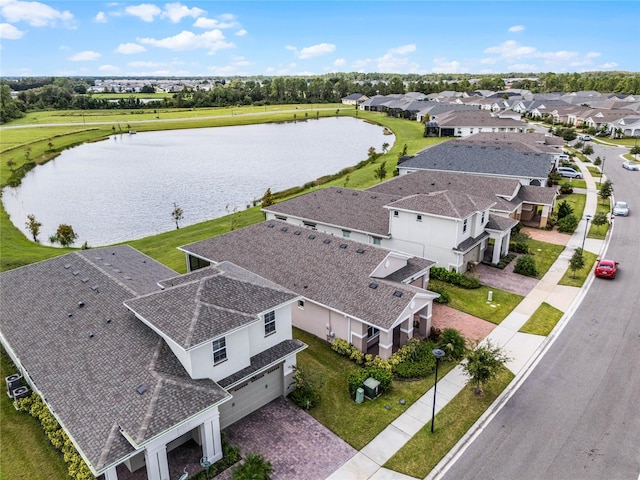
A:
[[51, 224, 78, 247], [374, 161, 387, 181], [462, 340, 511, 396], [367, 146, 378, 163], [514, 254, 538, 277], [591, 211, 608, 233], [231, 453, 274, 480], [171, 202, 184, 229], [24, 145, 32, 162], [25, 214, 42, 242], [557, 200, 574, 220], [288, 365, 323, 410], [382, 142, 390, 154], [569, 247, 585, 279], [599, 179, 613, 205], [630, 146, 640, 156], [558, 213, 579, 233], [261, 187, 274, 207], [582, 144, 594, 156], [6, 159, 15, 172]]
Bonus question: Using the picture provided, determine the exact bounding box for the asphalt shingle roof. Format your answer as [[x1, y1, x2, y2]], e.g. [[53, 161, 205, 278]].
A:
[[180, 220, 435, 330], [386, 191, 496, 219], [0, 246, 230, 473]]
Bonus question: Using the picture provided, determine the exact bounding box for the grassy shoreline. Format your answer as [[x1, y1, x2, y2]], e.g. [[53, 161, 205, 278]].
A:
[[0, 107, 443, 272]]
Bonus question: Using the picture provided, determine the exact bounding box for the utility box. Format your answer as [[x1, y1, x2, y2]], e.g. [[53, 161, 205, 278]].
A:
[[363, 377, 381, 400], [355, 387, 364, 404]]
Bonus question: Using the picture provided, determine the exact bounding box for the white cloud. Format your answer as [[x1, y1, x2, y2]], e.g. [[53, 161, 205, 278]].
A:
[[1, 0, 74, 27], [162, 2, 205, 23], [601, 62, 618, 68], [352, 58, 371, 70], [137, 29, 234, 53], [193, 15, 238, 29], [288, 42, 335, 59], [508, 25, 525, 32], [128, 60, 165, 67], [374, 45, 420, 73], [68, 50, 101, 61], [431, 57, 463, 74], [99, 64, 120, 72], [388, 44, 416, 55], [115, 42, 146, 54], [0, 22, 24, 39], [507, 63, 538, 72], [125, 3, 161, 22], [235, 28, 247, 36], [484, 40, 537, 59], [333, 58, 346, 66], [586, 52, 601, 59], [94, 11, 107, 23]]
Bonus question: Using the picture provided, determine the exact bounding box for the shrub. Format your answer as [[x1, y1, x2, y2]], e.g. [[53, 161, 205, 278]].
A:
[[558, 214, 579, 233], [557, 200, 574, 220], [429, 266, 480, 289], [511, 242, 529, 254], [347, 367, 392, 397], [231, 453, 273, 480], [437, 328, 467, 360], [559, 184, 573, 195], [514, 254, 538, 277], [288, 366, 323, 410], [392, 340, 438, 379], [428, 283, 449, 304], [394, 361, 433, 379]]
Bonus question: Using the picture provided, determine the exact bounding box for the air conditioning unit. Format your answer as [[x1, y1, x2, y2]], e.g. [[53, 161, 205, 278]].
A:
[[6, 374, 22, 398], [11, 386, 30, 399]]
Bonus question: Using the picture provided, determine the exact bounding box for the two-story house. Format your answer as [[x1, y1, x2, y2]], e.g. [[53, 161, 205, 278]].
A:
[[0, 246, 306, 480]]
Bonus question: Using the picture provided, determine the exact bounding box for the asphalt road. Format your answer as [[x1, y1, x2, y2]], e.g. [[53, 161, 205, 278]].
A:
[[438, 142, 640, 480]]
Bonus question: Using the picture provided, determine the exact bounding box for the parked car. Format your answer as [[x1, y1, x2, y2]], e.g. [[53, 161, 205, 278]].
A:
[[622, 160, 639, 171], [557, 167, 583, 179], [579, 135, 591, 141], [594, 259, 618, 279], [612, 201, 629, 216]]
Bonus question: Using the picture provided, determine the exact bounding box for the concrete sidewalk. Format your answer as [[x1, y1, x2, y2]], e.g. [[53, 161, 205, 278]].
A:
[[327, 159, 607, 480]]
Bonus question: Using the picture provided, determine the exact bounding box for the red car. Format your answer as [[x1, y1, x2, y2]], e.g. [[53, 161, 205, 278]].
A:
[[594, 259, 618, 279]]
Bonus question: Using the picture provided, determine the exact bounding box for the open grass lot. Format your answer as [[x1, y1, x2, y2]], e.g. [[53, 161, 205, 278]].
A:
[[519, 302, 564, 336], [384, 368, 514, 478], [558, 250, 598, 287], [0, 350, 70, 480], [428, 281, 523, 324], [526, 238, 566, 279], [587, 202, 611, 240], [0, 108, 446, 272], [294, 328, 456, 450], [586, 166, 602, 178]]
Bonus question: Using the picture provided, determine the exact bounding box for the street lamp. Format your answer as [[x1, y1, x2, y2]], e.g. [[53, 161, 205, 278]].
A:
[[581, 214, 592, 251], [431, 348, 445, 434], [599, 156, 606, 185]]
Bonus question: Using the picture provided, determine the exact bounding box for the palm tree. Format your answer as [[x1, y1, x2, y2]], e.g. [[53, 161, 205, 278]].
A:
[[231, 453, 274, 480], [382, 142, 389, 154]]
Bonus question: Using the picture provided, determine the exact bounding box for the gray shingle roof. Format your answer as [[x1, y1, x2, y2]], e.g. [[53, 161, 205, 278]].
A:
[[180, 220, 435, 330], [125, 266, 298, 349], [454, 231, 490, 253], [485, 214, 519, 231], [263, 187, 393, 236], [399, 142, 553, 179], [0, 247, 230, 473], [386, 191, 495, 219], [432, 110, 526, 128]]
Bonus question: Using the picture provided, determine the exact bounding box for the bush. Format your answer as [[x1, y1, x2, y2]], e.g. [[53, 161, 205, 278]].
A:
[[511, 242, 529, 254], [347, 367, 392, 397], [288, 366, 323, 410], [428, 283, 450, 304], [231, 453, 273, 480], [437, 328, 467, 360], [558, 213, 579, 233], [557, 200, 574, 220], [514, 254, 538, 277], [430, 266, 480, 289], [392, 340, 437, 379], [559, 184, 573, 195]]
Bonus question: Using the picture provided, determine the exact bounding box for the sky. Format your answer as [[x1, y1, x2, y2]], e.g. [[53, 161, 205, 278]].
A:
[[0, 0, 638, 78]]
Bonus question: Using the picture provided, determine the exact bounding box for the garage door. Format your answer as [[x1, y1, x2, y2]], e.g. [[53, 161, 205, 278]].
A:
[[219, 364, 283, 429]]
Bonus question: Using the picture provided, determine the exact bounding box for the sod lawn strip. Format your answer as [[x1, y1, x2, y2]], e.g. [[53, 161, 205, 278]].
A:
[[519, 302, 564, 336]]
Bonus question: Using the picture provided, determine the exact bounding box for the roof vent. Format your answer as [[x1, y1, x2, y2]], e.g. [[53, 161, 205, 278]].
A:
[[64, 264, 71, 269], [113, 268, 121, 273], [323, 239, 331, 244], [369, 282, 378, 289], [106, 319, 112, 324], [337, 189, 342, 193], [356, 248, 365, 254], [68, 313, 73, 318], [124, 275, 132, 280], [339, 244, 348, 249], [135, 384, 147, 395], [88, 333, 94, 338], [352, 192, 359, 196], [91, 285, 99, 292], [267, 224, 274, 228], [78, 301, 85, 308], [112, 252, 116, 255], [308, 235, 316, 240], [73, 270, 80, 276], [371, 195, 377, 199], [281, 227, 288, 232], [294, 231, 301, 236], [81, 277, 89, 283], [393, 290, 403, 298]]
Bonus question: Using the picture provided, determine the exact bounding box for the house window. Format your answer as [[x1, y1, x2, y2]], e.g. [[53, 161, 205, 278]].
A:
[[367, 326, 379, 338], [393, 210, 399, 217], [342, 230, 351, 238], [463, 219, 468, 233], [372, 237, 381, 245], [275, 215, 287, 221], [264, 311, 276, 336], [298, 299, 305, 309], [417, 214, 422, 222], [481, 211, 485, 223], [212, 337, 227, 365], [303, 222, 317, 230]]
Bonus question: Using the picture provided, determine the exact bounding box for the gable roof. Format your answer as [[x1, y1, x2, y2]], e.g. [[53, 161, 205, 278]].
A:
[[386, 191, 495, 219], [432, 110, 526, 128], [399, 141, 554, 180], [180, 220, 436, 331], [125, 264, 298, 349], [0, 246, 230, 474]]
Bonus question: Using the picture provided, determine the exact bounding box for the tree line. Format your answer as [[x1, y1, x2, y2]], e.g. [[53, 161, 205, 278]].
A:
[[2, 71, 639, 124]]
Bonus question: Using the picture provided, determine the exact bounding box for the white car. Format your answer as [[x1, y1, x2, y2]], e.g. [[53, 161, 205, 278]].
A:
[[613, 201, 629, 216], [557, 167, 583, 179], [622, 160, 639, 171], [578, 135, 591, 141]]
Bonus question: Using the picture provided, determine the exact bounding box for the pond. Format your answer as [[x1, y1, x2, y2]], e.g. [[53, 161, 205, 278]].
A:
[[3, 117, 393, 246]]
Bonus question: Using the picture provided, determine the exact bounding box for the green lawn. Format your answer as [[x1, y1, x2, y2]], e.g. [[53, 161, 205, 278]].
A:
[[0, 351, 70, 480], [586, 166, 602, 178], [384, 369, 514, 478], [587, 202, 610, 240], [519, 302, 564, 336], [558, 250, 598, 287], [428, 281, 523, 324], [294, 328, 456, 450], [526, 239, 566, 279], [554, 192, 586, 224]]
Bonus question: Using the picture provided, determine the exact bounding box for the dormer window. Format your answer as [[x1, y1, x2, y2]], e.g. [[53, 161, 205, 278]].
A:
[[212, 337, 227, 365], [463, 218, 468, 233], [342, 230, 351, 238], [481, 211, 486, 223], [393, 210, 399, 217], [416, 214, 422, 222], [264, 311, 276, 336]]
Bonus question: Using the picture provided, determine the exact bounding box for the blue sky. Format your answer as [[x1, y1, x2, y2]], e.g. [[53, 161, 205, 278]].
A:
[[1, 0, 638, 77]]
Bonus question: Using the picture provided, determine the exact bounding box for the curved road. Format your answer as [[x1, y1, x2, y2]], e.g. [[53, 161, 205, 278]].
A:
[[438, 142, 640, 480]]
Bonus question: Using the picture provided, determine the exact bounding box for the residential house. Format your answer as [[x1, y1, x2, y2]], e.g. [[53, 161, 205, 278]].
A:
[[423, 110, 526, 137], [341, 93, 369, 105], [608, 115, 640, 137], [180, 221, 439, 359], [0, 246, 306, 480]]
